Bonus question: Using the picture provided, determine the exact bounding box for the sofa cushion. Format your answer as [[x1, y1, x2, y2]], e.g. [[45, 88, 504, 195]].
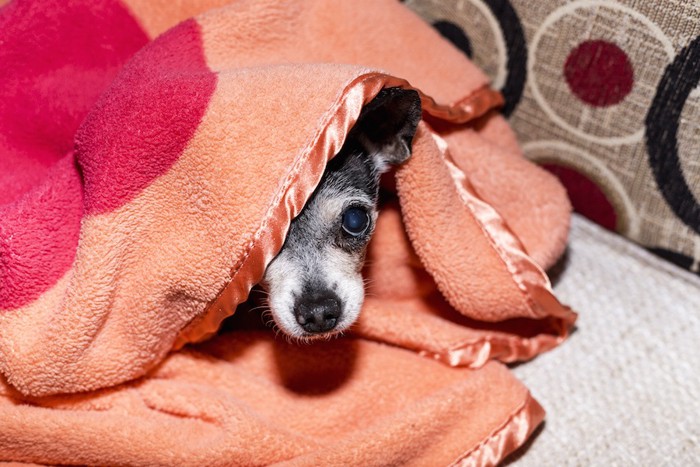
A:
[[509, 215, 700, 464], [405, 0, 700, 277]]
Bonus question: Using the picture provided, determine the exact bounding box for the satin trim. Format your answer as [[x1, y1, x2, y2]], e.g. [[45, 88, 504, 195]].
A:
[[454, 86, 504, 117], [419, 323, 571, 369], [449, 392, 545, 467], [437, 133, 577, 352], [175, 74, 501, 346], [423, 85, 504, 123]]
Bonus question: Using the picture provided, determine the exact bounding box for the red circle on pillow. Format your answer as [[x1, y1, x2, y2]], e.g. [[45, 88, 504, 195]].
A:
[[564, 40, 634, 107], [542, 163, 618, 231]]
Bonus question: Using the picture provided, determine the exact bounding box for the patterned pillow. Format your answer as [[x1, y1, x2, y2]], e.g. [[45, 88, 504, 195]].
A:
[[406, 0, 700, 276]]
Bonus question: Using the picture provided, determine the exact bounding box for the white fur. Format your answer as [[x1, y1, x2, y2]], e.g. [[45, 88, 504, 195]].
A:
[[318, 246, 365, 332], [262, 193, 372, 338], [263, 254, 306, 338]]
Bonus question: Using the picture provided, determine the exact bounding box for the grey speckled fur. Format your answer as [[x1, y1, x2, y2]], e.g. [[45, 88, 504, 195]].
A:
[[262, 88, 421, 339]]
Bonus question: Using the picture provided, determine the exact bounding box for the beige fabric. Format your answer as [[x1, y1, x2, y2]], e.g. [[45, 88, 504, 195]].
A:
[[509, 215, 700, 464], [510, 0, 700, 262], [406, 0, 700, 273]]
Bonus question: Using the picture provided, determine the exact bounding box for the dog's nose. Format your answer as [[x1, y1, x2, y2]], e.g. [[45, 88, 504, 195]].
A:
[[294, 293, 341, 333]]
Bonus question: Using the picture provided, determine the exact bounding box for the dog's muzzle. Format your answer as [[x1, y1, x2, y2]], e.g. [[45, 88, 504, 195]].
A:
[[294, 291, 341, 333]]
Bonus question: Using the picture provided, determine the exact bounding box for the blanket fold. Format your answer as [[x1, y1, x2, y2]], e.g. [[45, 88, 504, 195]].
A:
[[0, 0, 576, 464], [0, 331, 545, 466]]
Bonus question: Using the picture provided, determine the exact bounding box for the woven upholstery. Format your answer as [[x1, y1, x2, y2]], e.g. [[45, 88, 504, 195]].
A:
[[510, 215, 700, 464], [404, 3, 700, 462], [406, 0, 700, 276]]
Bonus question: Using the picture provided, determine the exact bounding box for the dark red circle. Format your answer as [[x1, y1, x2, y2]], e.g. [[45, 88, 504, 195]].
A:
[[542, 163, 618, 231], [564, 40, 634, 107]]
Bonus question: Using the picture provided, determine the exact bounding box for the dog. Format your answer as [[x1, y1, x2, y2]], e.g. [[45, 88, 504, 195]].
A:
[[262, 87, 421, 339]]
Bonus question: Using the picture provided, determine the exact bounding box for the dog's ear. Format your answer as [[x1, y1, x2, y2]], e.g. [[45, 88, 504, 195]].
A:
[[354, 87, 422, 172]]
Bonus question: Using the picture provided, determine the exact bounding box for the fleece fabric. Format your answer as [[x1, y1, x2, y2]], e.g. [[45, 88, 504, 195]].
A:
[[0, 0, 576, 464]]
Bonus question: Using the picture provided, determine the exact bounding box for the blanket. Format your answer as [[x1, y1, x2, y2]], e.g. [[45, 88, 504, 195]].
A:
[[0, 0, 577, 464]]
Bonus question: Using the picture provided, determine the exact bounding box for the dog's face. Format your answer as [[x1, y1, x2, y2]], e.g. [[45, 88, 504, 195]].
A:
[[262, 88, 421, 339]]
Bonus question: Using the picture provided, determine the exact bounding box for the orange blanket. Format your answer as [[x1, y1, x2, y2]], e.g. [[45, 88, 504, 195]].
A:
[[0, 0, 576, 464]]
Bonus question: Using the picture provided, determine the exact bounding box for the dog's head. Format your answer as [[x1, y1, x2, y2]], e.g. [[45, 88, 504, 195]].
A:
[[262, 88, 421, 338]]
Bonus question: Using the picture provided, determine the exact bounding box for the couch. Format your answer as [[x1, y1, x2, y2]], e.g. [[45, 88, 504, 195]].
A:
[[509, 215, 700, 464], [405, 0, 700, 463]]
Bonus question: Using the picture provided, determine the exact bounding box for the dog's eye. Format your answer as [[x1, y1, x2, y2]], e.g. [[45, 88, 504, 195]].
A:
[[341, 206, 370, 236]]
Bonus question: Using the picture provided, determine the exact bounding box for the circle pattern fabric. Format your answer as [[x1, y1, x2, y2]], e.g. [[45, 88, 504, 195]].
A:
[[406, 0, 700, 275], [564, 40, 634, 107]]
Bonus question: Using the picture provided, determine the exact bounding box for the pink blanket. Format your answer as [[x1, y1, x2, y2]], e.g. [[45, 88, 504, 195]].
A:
[[0, 0, 576, 464]]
